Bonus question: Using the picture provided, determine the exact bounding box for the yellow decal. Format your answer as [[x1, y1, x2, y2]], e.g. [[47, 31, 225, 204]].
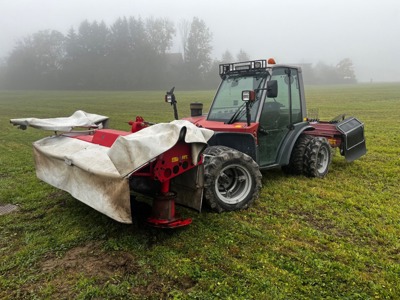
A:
[[182, 155, 188, 160], [171, 157, 179, 163]]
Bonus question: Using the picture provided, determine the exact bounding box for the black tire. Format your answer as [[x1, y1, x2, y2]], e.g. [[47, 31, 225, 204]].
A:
[[303, 137, 331, 178], [203, 146, 262, 213], [282, 134, 313, 175]]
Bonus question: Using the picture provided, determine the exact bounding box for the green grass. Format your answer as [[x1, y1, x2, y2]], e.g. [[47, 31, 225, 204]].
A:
[[0, 84, 399, 299]]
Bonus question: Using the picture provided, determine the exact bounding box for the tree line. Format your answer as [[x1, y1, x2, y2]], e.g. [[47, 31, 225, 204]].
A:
[[0, 16, 356, 90]]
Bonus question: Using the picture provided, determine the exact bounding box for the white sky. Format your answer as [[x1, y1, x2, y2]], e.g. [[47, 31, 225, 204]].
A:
[[1, 0, 399, 81]]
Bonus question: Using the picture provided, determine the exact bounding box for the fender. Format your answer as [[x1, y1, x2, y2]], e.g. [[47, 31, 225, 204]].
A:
[[207, 132, 257, 162], [276, 122, 314, 166]]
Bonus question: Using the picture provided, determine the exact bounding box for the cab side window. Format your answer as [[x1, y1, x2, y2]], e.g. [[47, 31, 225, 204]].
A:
[[264, 67, 302, 126], [290, 69, 302, 123], [270, 68, 289, 108]]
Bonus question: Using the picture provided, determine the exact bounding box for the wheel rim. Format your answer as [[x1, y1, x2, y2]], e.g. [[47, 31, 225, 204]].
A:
[[317, 146, 329, 173], [215, 164, 252, 204]]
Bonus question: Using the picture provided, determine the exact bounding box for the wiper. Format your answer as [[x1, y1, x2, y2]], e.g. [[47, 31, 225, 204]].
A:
[[224, 76, 266, 124], [226, 103, 246, 124]]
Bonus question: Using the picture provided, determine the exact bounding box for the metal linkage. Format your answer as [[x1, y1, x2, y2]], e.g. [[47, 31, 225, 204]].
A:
[[147, 180, 192, 228]]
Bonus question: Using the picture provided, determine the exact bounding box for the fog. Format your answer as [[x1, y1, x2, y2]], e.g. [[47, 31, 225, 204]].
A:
[[1, 0, 399, 82]]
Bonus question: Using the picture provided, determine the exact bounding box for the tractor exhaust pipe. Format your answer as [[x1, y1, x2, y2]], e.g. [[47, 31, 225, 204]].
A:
[[190, 102, 203, 117]]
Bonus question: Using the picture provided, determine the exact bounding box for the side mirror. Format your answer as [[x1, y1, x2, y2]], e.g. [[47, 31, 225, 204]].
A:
[[267, 80, 278, 98], [242, 90, 255, 102]]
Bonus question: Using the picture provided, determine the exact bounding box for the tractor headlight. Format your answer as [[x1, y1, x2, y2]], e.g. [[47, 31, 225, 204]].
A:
[[242, 90, 255, 102], [165, 94, 172, 103]]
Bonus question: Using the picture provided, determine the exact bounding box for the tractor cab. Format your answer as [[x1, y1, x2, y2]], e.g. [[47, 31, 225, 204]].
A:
[[212, 59, 309, 167], [179, 59, 311, 169]]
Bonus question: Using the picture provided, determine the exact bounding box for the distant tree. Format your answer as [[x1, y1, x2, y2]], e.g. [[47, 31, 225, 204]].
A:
[[0, 58, 6, 89], [110, 17, 131, 53], [62, 28, 80, 88], [221, 50, 234, 63], [64, 28, 79, 61], [5, 30, 65, 89], [146, 18, 175, 55], [128, 17, 148, 52], [204, 59, 221, 88], [185, 17, 213, 86], [309, 59, 357, 85], [313, 61, 342, 84], [33, 30, 66, 73], [178, 19, 191, 60], [236, 49, 250, 61], [3, 16, 218, 90], [75, 20, 109, 56], [72, 20, 111, 89], [145, 17, 176, 88], [107, 17, 133, 89], [336, 58, 357, 83], [129, 17, 170, 89]]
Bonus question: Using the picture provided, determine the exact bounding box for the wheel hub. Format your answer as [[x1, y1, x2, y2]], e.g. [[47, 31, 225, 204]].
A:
[[215, 164, 252, 204]]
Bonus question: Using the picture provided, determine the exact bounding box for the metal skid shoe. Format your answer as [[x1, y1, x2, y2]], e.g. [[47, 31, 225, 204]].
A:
[[147, 181, 192, 229]]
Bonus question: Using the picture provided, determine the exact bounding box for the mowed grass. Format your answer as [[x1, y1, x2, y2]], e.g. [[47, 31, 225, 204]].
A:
[[0, 84, 399, 299]]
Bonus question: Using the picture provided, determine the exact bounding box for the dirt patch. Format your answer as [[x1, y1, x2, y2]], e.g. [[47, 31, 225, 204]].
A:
[[26, 241, 143, 298], [298, 211, 337, 233], [35, 241, 187, 298], [41, 242, 138, 278]]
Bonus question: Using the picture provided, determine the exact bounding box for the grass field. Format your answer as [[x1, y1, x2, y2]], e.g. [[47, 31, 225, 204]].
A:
[[0, 84, 399, 299]]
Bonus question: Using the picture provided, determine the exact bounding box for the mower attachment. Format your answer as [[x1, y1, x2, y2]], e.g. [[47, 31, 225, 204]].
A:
[[12, 111, 214, 226]]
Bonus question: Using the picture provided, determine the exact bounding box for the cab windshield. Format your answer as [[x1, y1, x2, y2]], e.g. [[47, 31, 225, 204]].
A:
[[207, 74, 267, 122]]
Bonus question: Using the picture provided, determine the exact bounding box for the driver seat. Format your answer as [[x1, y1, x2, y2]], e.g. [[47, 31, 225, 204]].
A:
[[260, 101, 281, 129]]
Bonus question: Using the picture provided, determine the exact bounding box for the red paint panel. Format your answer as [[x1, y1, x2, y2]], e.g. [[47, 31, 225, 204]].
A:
[[91, 129, 131, 147], [182, 116, 258, 135], [308, 122, 343, 148]]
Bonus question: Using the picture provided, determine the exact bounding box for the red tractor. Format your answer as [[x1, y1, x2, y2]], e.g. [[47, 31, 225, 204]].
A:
[[165, 58, 366, 213], [11, 59, 366, 228]]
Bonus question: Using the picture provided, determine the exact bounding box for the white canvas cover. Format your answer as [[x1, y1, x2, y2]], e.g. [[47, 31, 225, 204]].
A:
[[33, 136, 132, 223], [10, 110, 109, 131], [108, 120, 214, 177], [32, 120, 214, 223]]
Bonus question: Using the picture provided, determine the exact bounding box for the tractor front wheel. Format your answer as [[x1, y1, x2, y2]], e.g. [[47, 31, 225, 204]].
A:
[[203, 146, 262, 213], [303, 137, 331, 178]]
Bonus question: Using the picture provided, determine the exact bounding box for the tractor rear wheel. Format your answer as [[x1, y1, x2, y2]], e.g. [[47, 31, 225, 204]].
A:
[[303, 137, 331, 178], [203, 146, 262, 213], [282, 134, 313, 175]]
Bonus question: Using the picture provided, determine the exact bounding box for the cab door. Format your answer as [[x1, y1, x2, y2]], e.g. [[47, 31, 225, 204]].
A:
[[258, 67, 302, 166]]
